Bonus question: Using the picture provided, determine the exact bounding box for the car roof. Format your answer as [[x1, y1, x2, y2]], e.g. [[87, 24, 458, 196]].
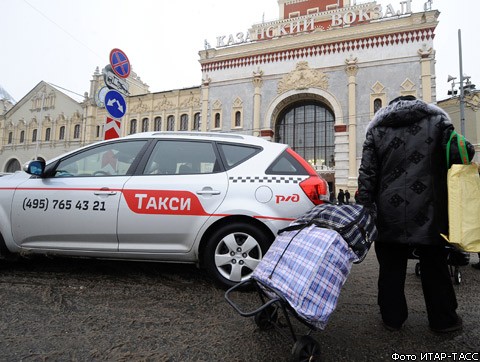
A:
[[123, 131, 275, 147], [44, 132, 286, 165]]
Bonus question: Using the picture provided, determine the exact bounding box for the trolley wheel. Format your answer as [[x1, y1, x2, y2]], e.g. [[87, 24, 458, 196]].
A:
[[254, 305, 278, 331], [291, 335, 321, 362], [415, 262, 421, 277], [453, 268, 462, 285]]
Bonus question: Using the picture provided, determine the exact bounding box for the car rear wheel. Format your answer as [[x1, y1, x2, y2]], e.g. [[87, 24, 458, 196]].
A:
[[204, 222, 271, 289]]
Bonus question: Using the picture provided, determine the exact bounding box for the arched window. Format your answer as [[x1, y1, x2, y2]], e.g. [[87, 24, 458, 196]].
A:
[[167, 115, 175, 131], [5, 159, 21, 173], [32, 129, 37, 142], [73, 124, 80, 139], [180, 114, 188, 131], [275, 101, 335, 168], [154, 117, 162, 131], [374, 98, 383, 114], [59, 126, 65, 140], [142, 118, 149, 132], [193, 113, 201, 131], [214, 113, 221, 129], [235, 111, 241, 127], [45, 127, 51, 141], [20, 131, 25, 143], [130, 119, 137, 134]]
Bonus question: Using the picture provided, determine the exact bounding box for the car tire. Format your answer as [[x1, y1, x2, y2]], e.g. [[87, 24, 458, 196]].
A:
[[204, 222, 271, 289], [0, 233, 17, 262]]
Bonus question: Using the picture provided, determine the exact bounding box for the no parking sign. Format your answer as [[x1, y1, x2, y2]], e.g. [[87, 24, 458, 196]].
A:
[[110, 48, 131, 78]]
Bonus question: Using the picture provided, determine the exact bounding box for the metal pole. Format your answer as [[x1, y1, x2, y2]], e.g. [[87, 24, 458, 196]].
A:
[[458, 29, 466, 135], [34, 92, 45, 160]]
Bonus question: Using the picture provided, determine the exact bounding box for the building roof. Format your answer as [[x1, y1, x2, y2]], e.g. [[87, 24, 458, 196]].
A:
[[0, 84, 16, 104]]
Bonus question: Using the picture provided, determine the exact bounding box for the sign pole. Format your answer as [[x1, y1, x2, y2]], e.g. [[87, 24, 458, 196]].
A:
[[102, 48, 131, 140]]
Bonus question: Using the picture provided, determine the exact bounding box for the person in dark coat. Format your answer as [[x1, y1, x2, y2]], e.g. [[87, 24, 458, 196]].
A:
[[357, 96, 475, 333], [337, 189, 345, 204], [345, 190, 351, 204]]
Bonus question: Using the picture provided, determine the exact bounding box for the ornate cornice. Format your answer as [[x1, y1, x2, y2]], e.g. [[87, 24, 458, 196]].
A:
[[130, 99, 149, 113], [154, 96, 174, 111], [253, 69, 264, 88], [345, 55, 358, 77], [418, 43, 433, 58], [201, 28, 436, 72], [277, 61, 328, 94], [180, 93, 201, 108]]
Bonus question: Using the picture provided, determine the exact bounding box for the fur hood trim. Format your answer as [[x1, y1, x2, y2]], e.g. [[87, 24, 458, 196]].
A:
[[366, 99, 451, 133]]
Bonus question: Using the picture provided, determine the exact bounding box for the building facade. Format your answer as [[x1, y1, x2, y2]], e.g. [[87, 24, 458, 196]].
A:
[[438, 90, 480, 161], [0, 81, 85, 172], [1, 0, 453, 194], [197, 0, 438, 192]]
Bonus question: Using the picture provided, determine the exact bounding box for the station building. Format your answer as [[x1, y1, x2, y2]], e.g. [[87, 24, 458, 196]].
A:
[[2, 0, 468, 194]]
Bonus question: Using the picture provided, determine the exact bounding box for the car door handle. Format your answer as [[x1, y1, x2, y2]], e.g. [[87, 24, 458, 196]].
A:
[[94, 188, 117, 196], [196, 188, 221, 196]]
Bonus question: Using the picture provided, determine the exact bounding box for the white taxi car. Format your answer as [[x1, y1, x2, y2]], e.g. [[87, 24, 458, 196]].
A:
[[0, 132, 328, 288]]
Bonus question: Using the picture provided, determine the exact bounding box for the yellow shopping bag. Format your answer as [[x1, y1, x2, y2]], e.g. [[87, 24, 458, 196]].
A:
[[442, 130, 480, 252], [444, 163, 480, 252]]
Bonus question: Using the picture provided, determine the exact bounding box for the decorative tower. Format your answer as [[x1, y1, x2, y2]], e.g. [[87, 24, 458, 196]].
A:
[[277, 0, 352, 20]]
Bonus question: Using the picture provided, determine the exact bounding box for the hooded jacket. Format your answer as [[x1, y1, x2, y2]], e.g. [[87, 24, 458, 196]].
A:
[[357, 97, 475, 246]]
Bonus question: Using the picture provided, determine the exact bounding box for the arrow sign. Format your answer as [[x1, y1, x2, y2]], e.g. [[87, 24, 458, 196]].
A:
[[110, 48, 131, 79], [105, 89, 127, 119]]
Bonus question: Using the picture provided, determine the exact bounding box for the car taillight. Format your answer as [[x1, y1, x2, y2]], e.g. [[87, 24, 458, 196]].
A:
[[300, 176, 330, 205], [286, 148, 330, 205]]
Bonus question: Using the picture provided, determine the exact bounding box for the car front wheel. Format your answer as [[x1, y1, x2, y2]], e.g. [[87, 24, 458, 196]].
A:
[[204, 222, 271, 289]]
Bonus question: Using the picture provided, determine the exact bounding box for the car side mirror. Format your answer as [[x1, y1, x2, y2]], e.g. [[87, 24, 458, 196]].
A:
[[23, 160, 46, 176]]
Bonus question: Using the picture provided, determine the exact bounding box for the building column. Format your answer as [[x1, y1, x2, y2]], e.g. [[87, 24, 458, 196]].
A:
[[201, 77, 210, 132], [418, 45, 434, 103], [345, 56, 359, 187], [252, 69, 263, 137]]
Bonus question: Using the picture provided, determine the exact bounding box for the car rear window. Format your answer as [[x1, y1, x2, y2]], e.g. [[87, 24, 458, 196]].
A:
[[265, 149, 310, 175], [217, 143, 261, 169]]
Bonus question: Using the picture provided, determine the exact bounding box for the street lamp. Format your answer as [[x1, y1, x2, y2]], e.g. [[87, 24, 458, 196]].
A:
[[446, 29, 476, 136]]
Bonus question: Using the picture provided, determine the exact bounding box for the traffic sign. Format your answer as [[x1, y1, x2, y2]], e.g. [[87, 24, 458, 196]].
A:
[[109, 48, 131, 78], [104, 117, 121, 140], [103, 64, 129, 95], [104, 89, 127, 119]]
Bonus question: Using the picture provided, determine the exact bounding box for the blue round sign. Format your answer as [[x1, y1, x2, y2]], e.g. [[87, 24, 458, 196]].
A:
[[104, 90, 127, 119]]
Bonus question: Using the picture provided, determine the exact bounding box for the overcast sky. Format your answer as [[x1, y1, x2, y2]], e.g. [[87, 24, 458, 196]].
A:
[[1, 0, 478, 104]]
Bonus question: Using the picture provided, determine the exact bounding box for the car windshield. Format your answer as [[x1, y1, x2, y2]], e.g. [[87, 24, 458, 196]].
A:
[[53, 140, 147, 177]]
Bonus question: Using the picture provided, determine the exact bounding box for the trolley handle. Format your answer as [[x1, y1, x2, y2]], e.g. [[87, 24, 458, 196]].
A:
[[225, 280, 281, 317]]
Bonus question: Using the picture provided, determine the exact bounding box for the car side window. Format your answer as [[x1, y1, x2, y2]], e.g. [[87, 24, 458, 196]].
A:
[[144, 140, 218, 175], [217, 143, 261, 169], [53, 140, 147, 177]]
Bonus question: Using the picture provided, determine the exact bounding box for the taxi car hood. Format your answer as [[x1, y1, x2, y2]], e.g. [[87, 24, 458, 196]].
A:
[[0, 171, 32, 182]]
